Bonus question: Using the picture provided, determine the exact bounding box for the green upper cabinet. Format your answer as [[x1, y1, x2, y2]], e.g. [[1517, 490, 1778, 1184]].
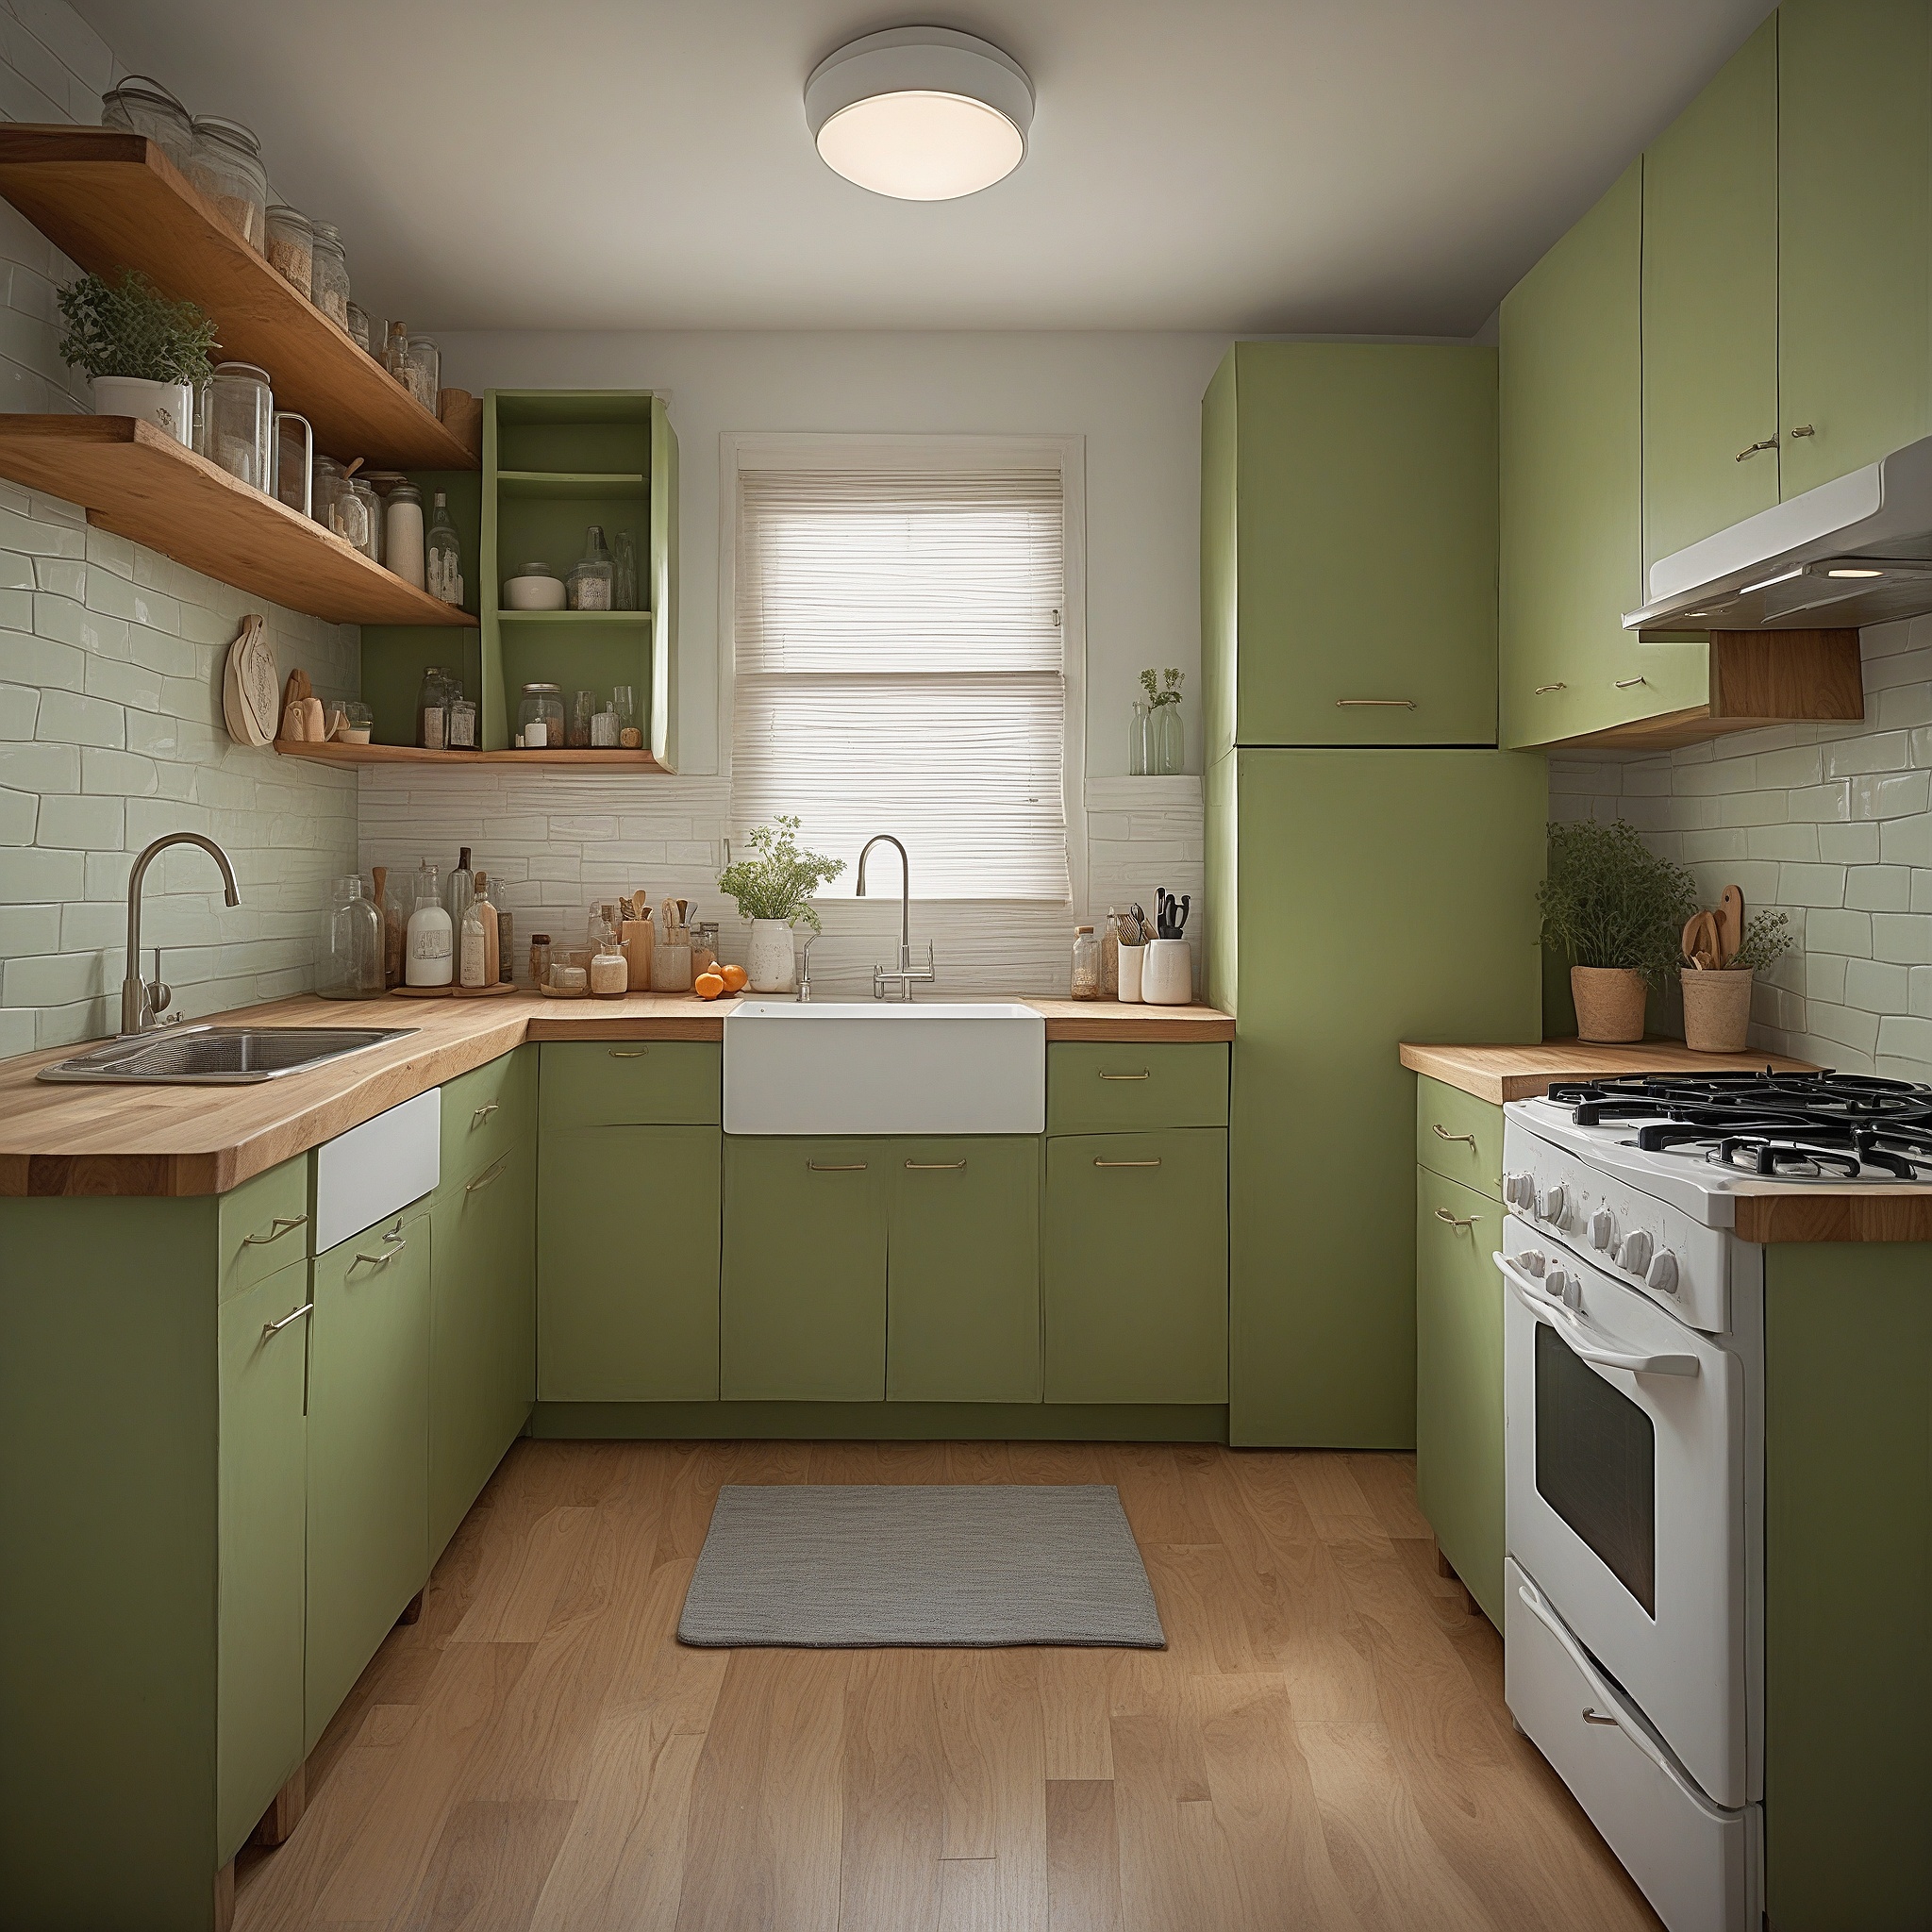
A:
[[1202, 341, 1499, 754], [1642, 15, 1780, 567], [1778, 0, 1932, 498]]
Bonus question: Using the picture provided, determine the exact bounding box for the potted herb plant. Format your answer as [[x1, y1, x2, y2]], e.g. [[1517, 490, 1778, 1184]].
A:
[[717, 815, 847, 992], [1681, 908, 1791, 1053], [57, 269, 219, 447], [1538, 818, 1698, 1044]]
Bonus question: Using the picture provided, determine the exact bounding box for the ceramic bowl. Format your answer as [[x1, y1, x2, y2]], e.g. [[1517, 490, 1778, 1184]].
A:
[[503, 572, 567, 611]]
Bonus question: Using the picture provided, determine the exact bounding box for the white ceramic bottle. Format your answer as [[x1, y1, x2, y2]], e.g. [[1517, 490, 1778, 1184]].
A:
[[405, 857, 453, 987]]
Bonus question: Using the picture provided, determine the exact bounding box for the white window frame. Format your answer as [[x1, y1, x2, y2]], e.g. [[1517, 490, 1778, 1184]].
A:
[[718, 431, 1088, 912]]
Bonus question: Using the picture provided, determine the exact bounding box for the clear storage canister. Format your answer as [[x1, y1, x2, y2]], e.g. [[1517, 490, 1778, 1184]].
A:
[[264, 204, 312, 294], [404, 334, 440, 412], [351, 477, 383, 562], [309, 222, 350, 328], [208, 361, 273, 491], [100, 75, 195, 171], [518, 682, 563, 750], [1071, 925, 1102, 1000], [345, 301, 373, 355], [318, 875, 383, 998], [187, 115, 267, 251]]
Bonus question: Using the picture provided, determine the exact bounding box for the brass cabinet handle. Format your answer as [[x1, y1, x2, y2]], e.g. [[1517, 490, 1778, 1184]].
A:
[[1098, 1070, 1150, 1081], [260, 1301, 312, 1341], [905, 1160, 967, 1171], [808, 1161, 867, 1172], [1790, 424, 1815, 439], [1735, 436, 1778, 461], [1336, 698, 1416, 708], [1094, 1158, 1161, 1168], [1431, 1124, 1476, 1148], [608, 1048, 648, 1059], [471, 1101, 499, 1127], [350, 1241, 405, 1271], [1434, 1208, 1480, 1230], [242, 1214, 307, 1247], [1534, 683, 1567, 694], [1614, 676, 1647, 690], [465, 1153, 510, 1194]]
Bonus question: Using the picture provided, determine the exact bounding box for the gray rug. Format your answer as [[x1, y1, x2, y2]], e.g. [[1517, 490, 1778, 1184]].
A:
[[677, 1484, 1167, 1649]]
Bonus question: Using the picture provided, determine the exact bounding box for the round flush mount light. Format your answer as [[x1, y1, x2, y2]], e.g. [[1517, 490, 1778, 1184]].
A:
[[805, 26, 1034, 200]]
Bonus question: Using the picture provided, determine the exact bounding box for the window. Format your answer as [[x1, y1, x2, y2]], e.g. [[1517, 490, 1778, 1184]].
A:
[[731, 442, 1075, 901]]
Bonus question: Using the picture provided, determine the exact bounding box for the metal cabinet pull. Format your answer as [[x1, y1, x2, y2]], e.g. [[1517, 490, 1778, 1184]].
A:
[[1430, 1124, 1476, 1148], [350, 1241, 406, 1271], [1434, 1208, 1480, 1230], [1336, 698, 1416, 708], [381, 1220, 406, 1243], [1613, 675, 1647, 690], [261, 1301, 312, 1341], [471, 1101, 499, 1127], [1533, 683, 1567, 694], [608, 1048, 648, 1059], [242, 1214, 307, 1247], [1582, 1707, 1619, 1726], [808, 1161, 867, 1172], [905, 1160, 967, 1171], [1790, 424, 1815, 439], [1094, 1158, 1161, 1168], [1098, 1070, 1150, 1081], [465, 1153, 510, 1194], [1735, 436, 1778, 461]]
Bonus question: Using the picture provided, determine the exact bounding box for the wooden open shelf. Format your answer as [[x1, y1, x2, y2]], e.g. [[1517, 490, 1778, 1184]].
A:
[[496, 470, 647, 500], [0, 125, 475, 470], [0, 416, 475, 626], [495, 608, 652, 625], [275, 740, 665, 770]]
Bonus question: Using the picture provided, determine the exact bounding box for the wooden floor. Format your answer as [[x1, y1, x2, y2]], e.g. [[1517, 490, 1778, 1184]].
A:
[[234, 1440, 1660, 1931]]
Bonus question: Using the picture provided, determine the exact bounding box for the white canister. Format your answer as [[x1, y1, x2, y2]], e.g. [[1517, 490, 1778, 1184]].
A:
[[92, 375, 193, 446], [405, 899, 453, 987], [1117, 942, 1143, 1004], [746, 918, 796, 993], [385, 484, 426, 590], [1141, 937, 1192, 1006]]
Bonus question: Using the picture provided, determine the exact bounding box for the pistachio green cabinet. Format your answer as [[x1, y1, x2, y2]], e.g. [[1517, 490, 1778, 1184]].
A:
[[305, 1206, 432, 1752]]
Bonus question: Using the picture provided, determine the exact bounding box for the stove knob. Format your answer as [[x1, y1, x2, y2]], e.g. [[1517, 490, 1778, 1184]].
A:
[[1538, 1183, 1567, 1224], [1561, 1274, 1584, 1312], [1588, 1208, 1614, 1251], [1503, 1172, 1531, 1210], [1618, 1228, 1654, 1274], [1516, 1250, 1546, 1278], [1646, 1248, 1680, 1296], [1544, 1266, 1570, 1300]]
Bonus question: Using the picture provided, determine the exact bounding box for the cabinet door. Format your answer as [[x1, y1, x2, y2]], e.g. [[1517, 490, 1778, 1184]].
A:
[[217, 1258, 308, 1860], [538, 1124, 721, 1401], [1231, 341, 1497, 747], [1642, 15, 1779, 567], [306, 1207, 431, 1751], [1043, 1129, 1227, 1405], [430, 1137, 535, 1557], [722, 1139, 886, 1401], [888, 1137, 1041, 1403], [1779, 0, 1932, 498], [1415, 1169, 1505, 1626]]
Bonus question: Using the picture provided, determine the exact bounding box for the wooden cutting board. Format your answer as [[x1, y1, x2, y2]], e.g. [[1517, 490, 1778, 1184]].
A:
[[1715, 883, 1744, 965]]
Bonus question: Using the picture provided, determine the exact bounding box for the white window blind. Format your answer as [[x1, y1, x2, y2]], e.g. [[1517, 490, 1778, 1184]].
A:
[[733, 465, 1070, 901]]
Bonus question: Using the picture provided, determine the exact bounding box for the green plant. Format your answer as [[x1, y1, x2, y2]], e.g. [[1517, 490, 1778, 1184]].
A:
[[717, 816, 846, 934], [1538, 818, 1698, 988], [1721, 909, 1793, 974], [57, 270, 219, 386], [1140, 667, 1184, 708]]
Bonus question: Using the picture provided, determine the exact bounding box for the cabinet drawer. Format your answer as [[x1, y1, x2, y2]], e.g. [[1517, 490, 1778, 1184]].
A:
[[441, 1045, 534, 1185], [1414, 1076, 1503, 1201], [540, 1041, 720, 1129], [1047, 1042, 1228, 1135], [218, 1154, 311, 1301]]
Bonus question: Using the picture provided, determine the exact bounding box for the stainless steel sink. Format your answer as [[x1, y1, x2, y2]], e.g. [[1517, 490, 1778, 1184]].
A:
[[36, 1025, 416, 1085]]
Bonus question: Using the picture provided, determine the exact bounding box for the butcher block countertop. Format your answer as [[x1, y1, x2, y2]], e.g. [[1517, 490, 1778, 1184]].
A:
[[1402, 1038, 1932, 1244], [0, 991, 1233, 1198]]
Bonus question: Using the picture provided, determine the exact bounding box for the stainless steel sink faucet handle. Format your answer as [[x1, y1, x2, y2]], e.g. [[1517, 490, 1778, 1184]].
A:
[[122, 833, 240, 1036], [857, 831, 937, 1002], [146, 949, 174, 1022]]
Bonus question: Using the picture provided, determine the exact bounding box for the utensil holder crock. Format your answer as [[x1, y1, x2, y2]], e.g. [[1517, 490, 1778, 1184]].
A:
[[1141, 938, 1191, 1006], [1681, 967, 1753, 1053]]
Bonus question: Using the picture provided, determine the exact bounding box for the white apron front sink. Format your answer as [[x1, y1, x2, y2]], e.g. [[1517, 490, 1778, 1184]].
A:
[[722, 1000, 1045, 1136]]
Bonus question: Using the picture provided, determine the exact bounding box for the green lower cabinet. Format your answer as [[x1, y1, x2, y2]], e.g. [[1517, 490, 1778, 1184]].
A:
[[430, 1136, 536, 1557], [1043, 1129, 1228, 1405], [1413, 1168, 1505, 1627], [305, 1205, 432, 1752], [887, 1137, 1041, 1403], [539, 1123, 722, 1400], [722, 1139, 888, 1401]]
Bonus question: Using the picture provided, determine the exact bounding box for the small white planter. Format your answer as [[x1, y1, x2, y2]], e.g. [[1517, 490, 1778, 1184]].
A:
[[92, 375, 193, 446], [746, 918, 796, 993]]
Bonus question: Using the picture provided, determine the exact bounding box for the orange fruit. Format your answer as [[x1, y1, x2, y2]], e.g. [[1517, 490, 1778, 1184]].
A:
[[694, 971, 725, 1000], [719, 963, 748, 991]]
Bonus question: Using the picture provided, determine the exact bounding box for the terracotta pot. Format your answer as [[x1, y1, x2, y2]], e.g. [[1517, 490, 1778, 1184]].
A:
[[1571, 966, 1647, 1043], [1681, 967, 1754, 1053]]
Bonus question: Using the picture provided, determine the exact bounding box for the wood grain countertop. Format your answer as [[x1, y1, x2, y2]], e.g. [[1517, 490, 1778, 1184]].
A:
[[0, 991, 1234, 1198]]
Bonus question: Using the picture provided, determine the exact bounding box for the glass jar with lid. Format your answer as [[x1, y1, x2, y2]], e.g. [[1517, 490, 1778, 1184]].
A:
[[318, 876, 383, 999], [264, 205, 312, 294], [403, 335, 440, 412], [100, 75, 195, 171], [186, 116, 268, 251], [519, 683, 564, 750], [567, 525, 615, 610], [345, 302, 373, 355], [312, 454, 351, 532], [417, 667, 454, 751], [309, 223, 350, 328], [208, 362, 273, 491], [1071, 925, 1102, 1000]]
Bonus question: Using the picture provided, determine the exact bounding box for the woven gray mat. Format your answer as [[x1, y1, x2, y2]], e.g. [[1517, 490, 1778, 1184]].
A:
[[677, 1484, 1167, 1649]]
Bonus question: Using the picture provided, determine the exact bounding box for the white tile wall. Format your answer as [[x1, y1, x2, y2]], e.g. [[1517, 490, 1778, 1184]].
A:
[[1550, 613, 1932, 1080]]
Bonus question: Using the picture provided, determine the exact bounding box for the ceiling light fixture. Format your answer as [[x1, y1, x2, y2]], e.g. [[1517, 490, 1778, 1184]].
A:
[[805, 26, 1034, 201]]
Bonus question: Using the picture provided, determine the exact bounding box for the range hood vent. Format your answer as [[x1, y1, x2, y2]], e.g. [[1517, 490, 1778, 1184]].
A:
[[1625, 435, 1932, 634]]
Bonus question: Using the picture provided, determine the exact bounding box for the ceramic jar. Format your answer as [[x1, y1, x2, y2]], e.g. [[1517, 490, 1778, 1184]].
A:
[[746, 919, 795, 992], [1141, 937, 1192, 1006]]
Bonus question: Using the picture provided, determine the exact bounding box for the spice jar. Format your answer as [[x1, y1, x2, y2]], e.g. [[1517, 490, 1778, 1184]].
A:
[[346, 301, 372, 354], [690, 922, 720, 979], [309, 222, 350, 328], [567, 525, 615, 610], [404, 334, 440, 412], [385, 482, 425, 590], [100, 75, 195, 171], [264, 205, 312, 292], [518, 682, 563, 750], [208, 362, 273, 491], [187, 116, 268, 251], [1071, 925, 1102, 1000]]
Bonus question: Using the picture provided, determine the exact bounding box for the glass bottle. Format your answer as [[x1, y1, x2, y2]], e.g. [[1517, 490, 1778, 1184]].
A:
[[458, 891, 489, 989], [208, 362, 273, 491], [612, 529, 639, 611], [475, 872, 500, 985], [1157, 699, 1185, 774], [405, 858, 453, 987], [567, 525, 615, 610], [494, 896, 514, 984], [309, 222, 350, 328], [446, 845, 475, 925], [1071, 925, 1102, 1000], [186, 115, 268, 251], [418, 667, 452, 751], [425, 491, 463, 605], [318, 875, 383, 998], [1129, 699, 1150, 776], [100, 75, 195, 171], [264, 204, 312, 294], [386, 482, 425, 589]]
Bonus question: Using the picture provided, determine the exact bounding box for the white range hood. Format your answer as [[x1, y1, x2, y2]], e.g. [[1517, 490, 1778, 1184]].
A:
[[1624, 435, 1932, 633]]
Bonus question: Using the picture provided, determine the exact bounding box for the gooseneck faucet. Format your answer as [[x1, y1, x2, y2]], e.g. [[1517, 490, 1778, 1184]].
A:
[[856, 832, 936, 1001], [122, 833, 240, 1035]]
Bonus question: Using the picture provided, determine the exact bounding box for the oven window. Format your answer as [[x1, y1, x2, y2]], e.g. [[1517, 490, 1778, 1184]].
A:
[[1534, 1323, 1657, 1616]]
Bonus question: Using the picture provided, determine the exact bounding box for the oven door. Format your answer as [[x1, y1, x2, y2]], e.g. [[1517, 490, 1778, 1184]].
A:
[[1498, 1217, 1749, 1807]]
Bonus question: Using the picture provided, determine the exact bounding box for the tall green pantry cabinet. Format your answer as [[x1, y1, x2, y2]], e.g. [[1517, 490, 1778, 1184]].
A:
[[1201, 341, 1544, 1447]]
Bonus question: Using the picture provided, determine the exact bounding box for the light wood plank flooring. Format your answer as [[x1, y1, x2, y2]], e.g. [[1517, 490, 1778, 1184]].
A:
[[234, 1440, 1660, 1931]]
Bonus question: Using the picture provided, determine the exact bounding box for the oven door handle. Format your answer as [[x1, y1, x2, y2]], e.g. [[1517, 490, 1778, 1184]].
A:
[[1494, 1255, 1700, 1378]]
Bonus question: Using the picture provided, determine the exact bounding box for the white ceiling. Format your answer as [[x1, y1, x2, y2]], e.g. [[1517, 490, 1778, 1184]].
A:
[[75, 0, 1773, 336]]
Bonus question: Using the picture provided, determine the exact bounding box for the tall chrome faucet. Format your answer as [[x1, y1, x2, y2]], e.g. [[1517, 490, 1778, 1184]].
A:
[[856, 833, 936, 1001], [121, 833, 240, 1035]]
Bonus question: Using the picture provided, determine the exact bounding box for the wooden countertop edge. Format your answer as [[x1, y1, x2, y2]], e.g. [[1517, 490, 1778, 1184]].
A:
[[1728, 1191, 1932, 1243], [1398, 1039, 1817, 1106], [0, 993, 1233, 1197]]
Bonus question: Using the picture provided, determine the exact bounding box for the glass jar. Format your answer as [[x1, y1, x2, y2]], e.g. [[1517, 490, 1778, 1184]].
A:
[[1156, 699, 1185, 774], [611, 684, 641, 750], [612, 529, 639, 610], [403, 334, 440, 412], [690, 922, 720, 979], [1129, 699, 1150, 776], [187, 116, 268, 251], [1071, 925, 1102, 1000], [272, 410, 312, 516], [100, 75, 195, 171], [425, 491, 463, 605], [318, 875, 383, 998], [309, 222, 350, 328], [385, 482, 425, 589], [567, 525, 615, 610], [341, 700, 373, 744], [567, 689, 595, 749], [345, 301, 372, 354], [264, 204, 312, 294], [590, 700, 619, 748], [351, 476, 383, 562], [208, 362, 273, 491], [448, 695, 476, 750], [418, 666, 453, 751], [312, 454, 350, 533], [518, 682, 563, 750]]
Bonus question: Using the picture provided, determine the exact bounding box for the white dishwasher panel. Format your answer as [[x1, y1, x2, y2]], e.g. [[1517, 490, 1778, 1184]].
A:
[[313, 1088, 441, 1251]]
